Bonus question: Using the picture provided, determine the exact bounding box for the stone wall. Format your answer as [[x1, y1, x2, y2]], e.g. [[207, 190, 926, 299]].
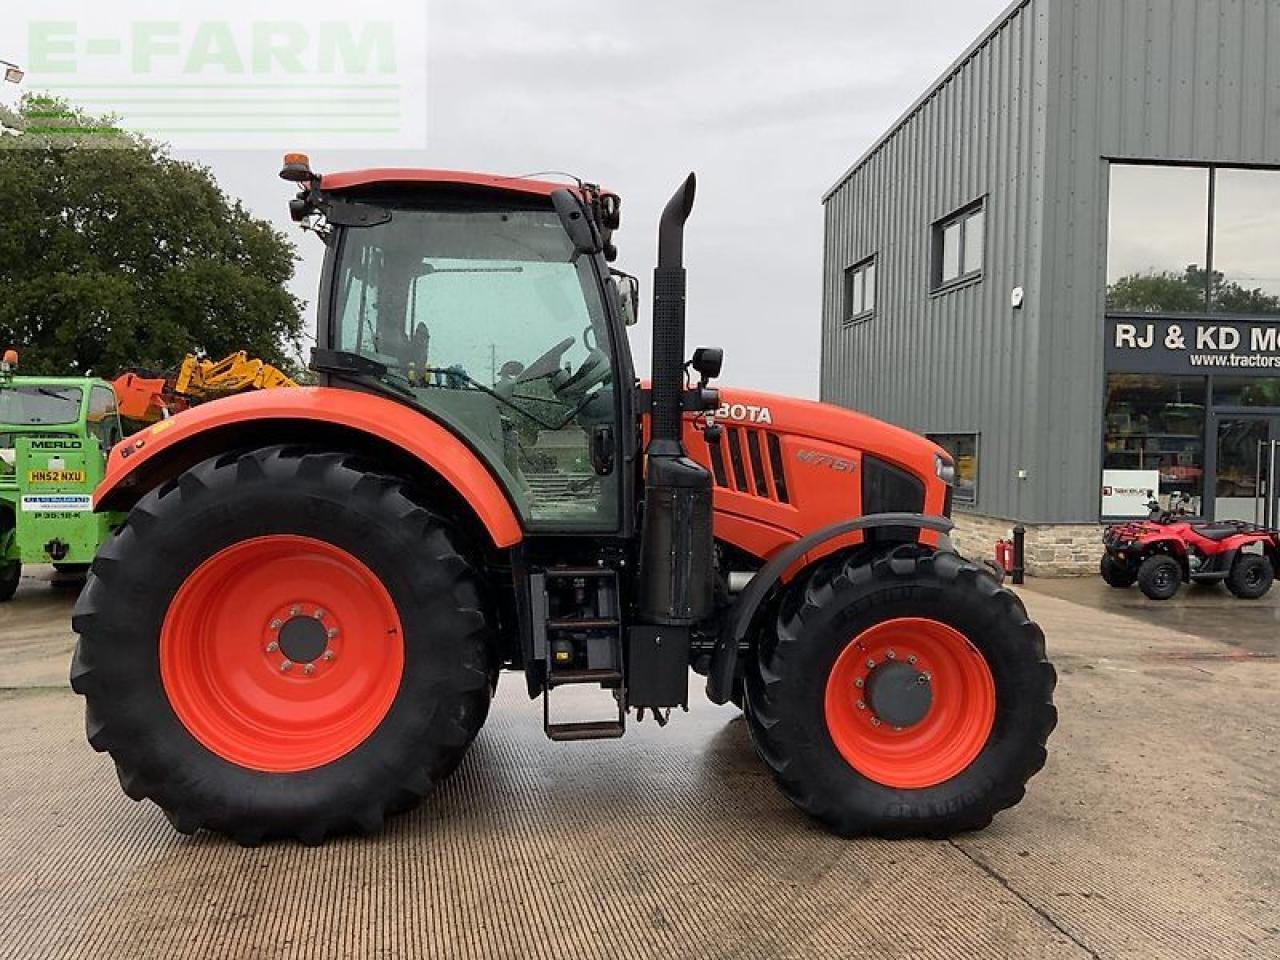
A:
[[949, 512, 1105, 577]]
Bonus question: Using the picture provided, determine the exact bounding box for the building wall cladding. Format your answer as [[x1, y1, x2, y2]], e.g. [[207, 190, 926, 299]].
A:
[[820, 0, 1051, 525], [821, 0, 1280, 527]]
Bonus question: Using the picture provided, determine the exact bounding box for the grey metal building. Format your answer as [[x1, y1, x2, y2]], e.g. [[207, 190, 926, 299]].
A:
[[820, 0, 1280, 540]]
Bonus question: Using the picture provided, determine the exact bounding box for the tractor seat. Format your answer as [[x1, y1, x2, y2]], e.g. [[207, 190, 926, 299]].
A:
[[1192, 524, 1245, 541]]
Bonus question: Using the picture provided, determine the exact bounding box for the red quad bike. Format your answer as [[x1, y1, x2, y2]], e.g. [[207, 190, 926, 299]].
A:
[[1102, 508, 1280, 601]]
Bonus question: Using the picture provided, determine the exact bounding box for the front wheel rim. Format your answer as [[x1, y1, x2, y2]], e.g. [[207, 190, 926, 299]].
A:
[[824, 617, 996, 789], [160, 535, 404, 773]]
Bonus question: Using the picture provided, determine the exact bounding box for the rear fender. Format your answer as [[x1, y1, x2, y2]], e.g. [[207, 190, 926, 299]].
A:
[[705, 512, 954, 704], [96, 388, 523, 549]]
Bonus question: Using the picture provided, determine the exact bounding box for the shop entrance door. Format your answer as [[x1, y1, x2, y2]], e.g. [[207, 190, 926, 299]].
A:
[[1214, 417, 1280, 525]]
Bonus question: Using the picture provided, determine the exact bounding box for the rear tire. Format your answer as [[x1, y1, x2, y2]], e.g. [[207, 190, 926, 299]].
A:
[[0, 560, 19, 602], [1137, 554, 1182, 601], [70, 445, 495, 845], [1226, 554, 1274, 599], [745, 548, 1056, 838], [1099, 553, 1136, 588]]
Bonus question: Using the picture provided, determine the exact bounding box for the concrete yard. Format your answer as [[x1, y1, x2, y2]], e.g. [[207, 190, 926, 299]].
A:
[[0, 565, 1277, 959]]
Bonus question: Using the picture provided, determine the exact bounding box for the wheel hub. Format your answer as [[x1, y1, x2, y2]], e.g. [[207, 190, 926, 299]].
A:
[[263, 602, 341, 676], [278, 615, 329, 664], [863, 660, 932, 728]]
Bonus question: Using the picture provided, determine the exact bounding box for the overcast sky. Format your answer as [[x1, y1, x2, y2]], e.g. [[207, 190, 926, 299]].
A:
[[10, 0, 1014, 398]]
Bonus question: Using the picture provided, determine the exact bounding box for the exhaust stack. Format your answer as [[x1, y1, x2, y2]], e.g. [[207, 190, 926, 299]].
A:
[[635, 173, 713, 640], [648, 173, 697, 458]]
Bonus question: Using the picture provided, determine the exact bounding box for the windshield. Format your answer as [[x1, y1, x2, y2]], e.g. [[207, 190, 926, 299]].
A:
[[0, 386, 83, 426], [331, 205, 619, 530]]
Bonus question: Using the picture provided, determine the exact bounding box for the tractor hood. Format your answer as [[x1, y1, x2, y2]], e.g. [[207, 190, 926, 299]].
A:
[[708, 387, 948, 467]]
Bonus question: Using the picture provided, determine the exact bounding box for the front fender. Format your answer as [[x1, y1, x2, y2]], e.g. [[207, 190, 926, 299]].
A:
[[706, 512, 955, 704], [98, 387, 523, 548]]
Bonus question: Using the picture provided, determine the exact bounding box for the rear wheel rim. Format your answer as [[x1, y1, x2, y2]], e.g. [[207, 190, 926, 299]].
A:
[[160, 535, 404, 773], [824, 617, 996, 789]]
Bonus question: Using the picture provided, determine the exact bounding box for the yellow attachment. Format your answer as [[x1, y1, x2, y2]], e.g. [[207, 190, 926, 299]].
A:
[[174, 352, 299, 401]]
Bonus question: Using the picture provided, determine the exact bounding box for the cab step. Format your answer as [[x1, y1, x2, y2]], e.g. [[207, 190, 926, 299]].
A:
[[544, 720, 626, 742], [532, 565, 626, 742]]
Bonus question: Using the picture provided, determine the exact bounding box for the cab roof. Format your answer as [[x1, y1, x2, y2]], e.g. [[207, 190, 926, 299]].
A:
[[2, 375, 107, 389], [320, 168, 578, 198]]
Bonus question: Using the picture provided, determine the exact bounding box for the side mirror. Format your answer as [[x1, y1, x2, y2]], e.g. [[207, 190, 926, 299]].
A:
[[611, 272, 640, 327], [690, 346, 723, 384]]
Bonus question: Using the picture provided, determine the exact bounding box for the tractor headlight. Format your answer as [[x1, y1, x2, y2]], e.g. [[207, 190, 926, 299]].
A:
[[935, 454, 956, 486]]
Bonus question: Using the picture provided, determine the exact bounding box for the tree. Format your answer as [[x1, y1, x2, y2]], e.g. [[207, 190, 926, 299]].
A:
[[0, 96, 303, 377]]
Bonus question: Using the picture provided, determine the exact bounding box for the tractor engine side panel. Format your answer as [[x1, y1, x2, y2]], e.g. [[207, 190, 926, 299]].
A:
[[675, 388, 951, 562]]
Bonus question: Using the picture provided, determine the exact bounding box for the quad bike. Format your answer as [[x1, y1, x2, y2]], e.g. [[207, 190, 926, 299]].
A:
[[70, 159, 1057, 845], [1101, 500, 1280, 600]]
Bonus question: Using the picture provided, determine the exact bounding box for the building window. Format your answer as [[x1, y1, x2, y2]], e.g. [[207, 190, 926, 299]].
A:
[[927, 433, 978, 505], [1106, 163, 1280, 316], [1102, 374, 1205, 517], [932, 201, 985, 291], [843, 256, 876, 323], [1210, 169, 1280, 316]]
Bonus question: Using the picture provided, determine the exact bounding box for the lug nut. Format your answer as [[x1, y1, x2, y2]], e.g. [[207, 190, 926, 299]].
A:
[[269, 619, 282, 630], [314, 609, 325, 620], [870, 717, 882, 727], [887, 650, 896, 660], [865, 658, 876, 669], [304, 664, 315, 676], [265, 641, 279, 653], [290, 605, 301, 616], [323, 651, 335, 661], [280, 660, 293, 672], [908, 655, 917, 665], [856, 699, 866, 710], [854, 678, 864, 689], [326, 628, 339, 639]]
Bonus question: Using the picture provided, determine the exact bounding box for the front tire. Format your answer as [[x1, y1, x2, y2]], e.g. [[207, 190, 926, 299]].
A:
[[0, 560, 19, 602], [1226, 554, 1274, 599], [745, 548, 1056, 838], [1137, 554, 1182, 601], [1099, 553, 1136, 588], [71, 446, 495, 845]]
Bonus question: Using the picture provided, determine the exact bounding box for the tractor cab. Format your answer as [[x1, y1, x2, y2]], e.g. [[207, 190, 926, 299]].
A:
[[299, 171, 635, 534]]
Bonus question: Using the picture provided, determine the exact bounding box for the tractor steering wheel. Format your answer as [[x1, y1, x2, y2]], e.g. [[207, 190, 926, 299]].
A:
[[557, 347, 611, 396], [516, 337, 576, 384]]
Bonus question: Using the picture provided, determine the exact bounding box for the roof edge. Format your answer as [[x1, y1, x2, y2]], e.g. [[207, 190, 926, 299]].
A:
[[822, 0, 1035, 203]]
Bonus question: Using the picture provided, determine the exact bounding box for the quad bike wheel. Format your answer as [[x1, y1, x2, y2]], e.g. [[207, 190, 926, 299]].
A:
[[0, 560, 19, 602], [744, 548, 1056, 837], [71, 445, 495, 845], [1226, 554, 1274, 600], [1099, 553, 1136, 589], [1137, 554, 1182, 601]]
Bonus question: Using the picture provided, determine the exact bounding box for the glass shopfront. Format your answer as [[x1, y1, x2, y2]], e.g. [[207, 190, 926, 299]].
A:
[[1103, 162, 1280, 521], [1102, 371, 1280, 522]]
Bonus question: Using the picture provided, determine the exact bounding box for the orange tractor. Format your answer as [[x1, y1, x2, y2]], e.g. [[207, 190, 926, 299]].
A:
[[71, 159, 1056, 845]]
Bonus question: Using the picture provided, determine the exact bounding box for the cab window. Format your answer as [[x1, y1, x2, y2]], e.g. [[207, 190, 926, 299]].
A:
[[332, 205, 620, 531], [87, 386, 122, 451]]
